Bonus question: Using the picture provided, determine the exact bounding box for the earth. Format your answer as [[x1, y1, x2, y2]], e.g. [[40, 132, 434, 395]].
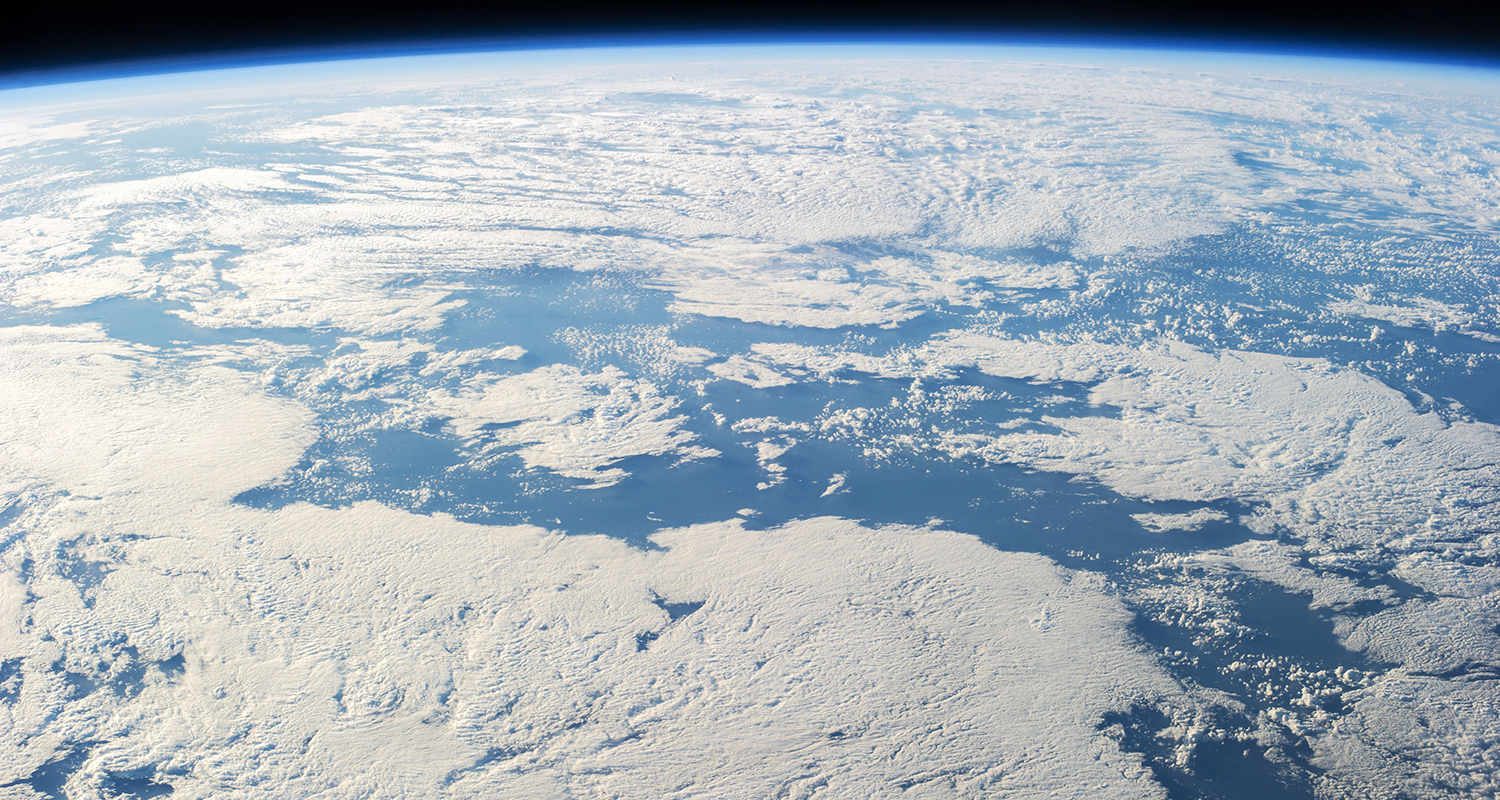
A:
[[1, 42, 1499, 799]]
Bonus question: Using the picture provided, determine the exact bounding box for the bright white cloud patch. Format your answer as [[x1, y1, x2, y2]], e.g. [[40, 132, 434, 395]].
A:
[[1132, 508, 1230, 533], [706, 354, 794, 388], [428, 364, 713, 487], [8, 255, 153, 307], [0, 325, 316, 504], [658, 259, 928, 328], [922, 334, 1500, 554]]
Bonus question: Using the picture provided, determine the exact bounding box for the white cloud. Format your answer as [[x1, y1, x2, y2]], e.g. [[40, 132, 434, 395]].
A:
[[0, 117, 93, 150], [428, 364, 710, 487], [931, 325, 1485, 520], [1329, 296, 1498, 342], [749, 340, 940, 381], [909, 331, 1500, 795], [0, 325, 315, 505], [171, 239, 468, 335], [4, 51, 1500, 796], [657, 257, 928, 328], [706, 354, 794, 388], [73, 167, 293, 210], [7, 255, 153, 307], [0, 324, 1195, 799], [1131, 508, 1230, 533], [1314, 674, 1500, 799]]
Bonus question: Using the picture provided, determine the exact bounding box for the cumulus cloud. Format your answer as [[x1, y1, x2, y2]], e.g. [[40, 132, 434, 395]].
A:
[[1132, 508, 1230, 533], [428, 364, 713, 487]]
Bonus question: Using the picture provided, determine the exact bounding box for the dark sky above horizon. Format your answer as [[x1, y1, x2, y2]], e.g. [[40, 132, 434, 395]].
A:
[[8, 0, 1500, 80]]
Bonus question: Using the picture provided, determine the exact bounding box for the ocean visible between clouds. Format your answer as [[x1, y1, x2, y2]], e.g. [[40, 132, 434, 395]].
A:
[[1, 44, 1499, 798]]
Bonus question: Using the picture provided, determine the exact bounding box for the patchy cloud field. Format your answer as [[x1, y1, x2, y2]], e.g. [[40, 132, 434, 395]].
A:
[[2, 45, 1500, 798]]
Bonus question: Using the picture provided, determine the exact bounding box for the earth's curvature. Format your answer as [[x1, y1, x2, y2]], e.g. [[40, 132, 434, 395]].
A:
[[1, 43, 1499, 799]]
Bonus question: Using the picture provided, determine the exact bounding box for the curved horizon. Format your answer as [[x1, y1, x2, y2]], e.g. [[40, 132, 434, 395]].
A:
[[6, 29, 1500, 95]]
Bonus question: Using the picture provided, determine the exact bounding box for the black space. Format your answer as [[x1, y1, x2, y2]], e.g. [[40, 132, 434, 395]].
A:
[[7, 0, 1500, 84]]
